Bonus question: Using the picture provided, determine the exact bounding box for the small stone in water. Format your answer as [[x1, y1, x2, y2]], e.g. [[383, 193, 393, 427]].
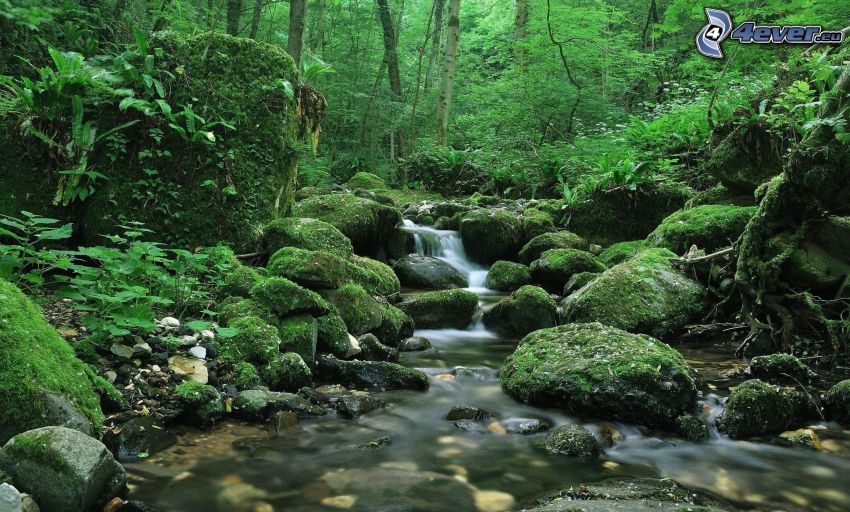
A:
[[399, 336, 432, 352], [473, 490, 515, 512], [446, 405, 493, 421], [434, 373, 455, 382], [321, 495, 357, 509], [189, 346, 207, 360]]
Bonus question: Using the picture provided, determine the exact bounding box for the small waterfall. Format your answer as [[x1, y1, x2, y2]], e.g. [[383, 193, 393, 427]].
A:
[[401, 220, 489, 291]]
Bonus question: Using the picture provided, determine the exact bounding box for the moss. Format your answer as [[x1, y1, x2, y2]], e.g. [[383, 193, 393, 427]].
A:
[[544, 424, 601, 458], [2, 429, 72, 475], [176, 381, 223, 424], [459, 209, 523, 264], [86, 369, 129, 412], [500, 322, 699, 428], [598, 240, 645, 267], [518, 231, 587, 264], [530, 248, 606, 293], [220, 265, 262, 299], [685, 184, 756, 208], [262, 352, 313, 392], [317, 314, 352, 357], [317, 356, 429, 390], [397, 289, 479, 329], [292, 194, 402, 255], [321, 284, 383, 336], [345, 172, 388, 190], [564, 271, 599, 295], [702, 123, 782, 193], [267, 247, 388, 295], [716, 379, 807, 439], [418, 214, 435, 225], [278, 314, 318, 363], [351, 256, 401, 296], [646, 204, 757, 254], [484, 261, 532, 292], [482, 285, 557, 336], [749, 353, 813, 383], [218, 297, 277, 326], [249, 277, 334, 318], [464, 193, 500, 207], [562, 248, 708, 338], [826, 380, 850, 424], [0, 279, 104, 438], [434, 212, 463, 230], [675, 415, 710, 442], [372, 300, 414, 347], [264, 217, 353, 258], [521, 208, 557, 242], [218, 315, 281, 366], [232, 362, 260, 390]]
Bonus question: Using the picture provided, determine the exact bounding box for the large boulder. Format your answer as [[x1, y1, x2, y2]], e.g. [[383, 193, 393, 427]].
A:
[[530, 248, 606, 293], [292, 194, 402, 256], [646, 204, 757, 254], [249, 277, 334, 318], [825, 380, 850, 424], [521, 208, 557, 242], [702, 122, 782, 193], [0, 280, 104, 442], [484, 260, 531, 292], [345, 172, 388, 191], [0, 427, 125, 512], [263, 217, 353, 257], [218, 315, 281, 366], [459, 209, 522, 264], [500, 323, 699, 428], [518, 231, 587, 264], [320, 284, 383, 336], [277, 314, 319, 363], [562, 249, 708, 338], [716, 380, 810, 439], [351, 256, 401, 296], [267, 248, 389, 295], [597, 240, 645, 267], [371, 300, 415, 347], [482, 285, 557, 336], [317, 355, 429, 391], [397, 289, 479, 329], [393, 254, 467, 289]]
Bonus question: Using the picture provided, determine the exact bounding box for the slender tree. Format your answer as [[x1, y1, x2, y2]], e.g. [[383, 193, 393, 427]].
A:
[[514, 0, 528, 71], [226, 0, 242, 36], [310, 0, 327, 52], [288, 0, 307, 65], [376, 0, 405, 156], [424, 0, 445, 92], [250, 0, 264, 39], [436, 0, 459, 145]]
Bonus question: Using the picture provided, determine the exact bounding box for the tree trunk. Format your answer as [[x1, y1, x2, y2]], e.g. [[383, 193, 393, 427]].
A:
[[424, 0, 445, 92], [226, 0, 242, 36], [310, 0, 326, 52], [436, 0, 460, 146], [514, 0, 528, 71], [376, 0, 405, 156], [250, 0, 263, 39], [288, 0, 307, 65], [409, 0, 438, 146]]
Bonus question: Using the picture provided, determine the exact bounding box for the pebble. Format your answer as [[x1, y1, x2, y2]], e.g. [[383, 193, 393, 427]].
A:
[[473, 490, 515, 512], [179, 335, 198, 346], [104, 371, 118, 384], [189, 346, 207, 360], [110, 343, 135, 360], [159, 317, 180, 329], [321, 495, 357, 509], [200, 329, 216, 340], [132, 342, 153, 358]]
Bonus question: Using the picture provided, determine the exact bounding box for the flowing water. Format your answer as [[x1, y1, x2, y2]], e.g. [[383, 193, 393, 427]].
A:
[[126, 223, 850, 512]]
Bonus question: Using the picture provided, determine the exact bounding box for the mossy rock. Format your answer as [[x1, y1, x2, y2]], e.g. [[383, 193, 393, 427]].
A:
[[231, 362, 261, 390], [563, 271, 599, 295], [393, 254, 467, 290], [784, 241, 850, 295], [544, 424, 602, 458], [218, 315, 281, 366], [716, 379, 810, 439], [530, 248, 606, 293], [176, 381, 224, 425], [685, 184, 756, 208], [0, 279, 104, 442], [317, 355, 429, 391], [825, 380, 850, 424], [262, 352, 313, 392], [264, 217, 353, 257], [484, 261, 531, 292], [702, 122, 782, 193], [748, 353, 814, 383], [521, 208, 557, 242], [292, 194, 402, 256], [372, 299, 414, 347], [317, 314, 355, 358], [646, 204, 757, 254], [219, 265, 262, 299], [500, 322, 699, 429], [518, 231, 587, 264], [567, 183, 692, 247], [598, 240, 645, 267], [351, 256, 401, 296], [459, 209, 523, 264], [562, 249, 708, 338], [321, 284, 384, 336], [675, 415, 711, 442], [357, 334, 400, 362], [482, 285, 557, 336], [218, 297, 277, 326], [397, 289, 479, 329], [267, 247, 389, 295], [385, 227, 416, 260], [278, 314, 319, 363], [249, 277, 334, 319], [345, 172, 388, 191], [434, 212, 463, 230]]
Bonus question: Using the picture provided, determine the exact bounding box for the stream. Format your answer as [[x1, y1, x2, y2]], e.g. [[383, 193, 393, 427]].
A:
[[126, 223, 850, 512]]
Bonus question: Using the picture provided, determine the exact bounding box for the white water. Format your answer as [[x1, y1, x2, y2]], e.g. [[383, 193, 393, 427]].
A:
[[401, 219, 490, 293]]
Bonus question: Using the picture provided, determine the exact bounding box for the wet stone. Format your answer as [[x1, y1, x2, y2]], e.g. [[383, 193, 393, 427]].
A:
[[330, 393, 389, 419], [399, 336, 432, 352], [446, 405, 494, 422], [503, 418, 552, 435]]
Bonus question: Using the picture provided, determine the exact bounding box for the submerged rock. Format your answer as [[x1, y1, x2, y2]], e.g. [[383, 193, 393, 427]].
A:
[[674, 415, 711, 442], [544, 425, 602, 458], [102, 416, 176, 462], [716, 379, 811, 439], [646, 204, 757, 254], [446, 405, 494, 421], [459, 209, 523, 264], [503, 418, 552, 435], [233, 390, 326, 420], [519, 231, 588, 264], [397, 289, 479, 329], [484, 261, 531, 292], [482, 285, 557, 336], [562, 248, 707, 338], [530, 248, 606, 293], [393, 254, 468, 289], [317, 355, 429, 391], [500, 323, 699, 429], [399, 336, 432, 352], [0, 426, 125, 512]]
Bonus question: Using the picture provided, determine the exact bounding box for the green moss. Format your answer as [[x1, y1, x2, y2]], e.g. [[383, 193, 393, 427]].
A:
[[826, 380, 850, 424], [232, 362, 260, 390], [219, 315, 281, 365], [418, 214, 435, 225], [262, 352, 313, 392], [544, 424, 601, 458], [482, 285, 557, 336], [86, 368, 129, 412], [176, 381, 223, 424], [562, 248, 707, 338], [0, 279, 104, 438], [372, 300, 413, 347], [646, 204, 757, 254], [317, 314, 352, 357], [675, 415, 710, 442], [3, 429, 72, 475], [220, 265, 262, 299], [218, 297, 277, 326], [264, 217, 353, 257], [397, 289, 479, 329], [292, 194, 402, 255], [716, 379, 807, 439], [685, 184, 756, 208], [500, 322, 698, 428], [749, 353, 813, 382], [267, 247, 388, 295], [249, 277, 334, 318], [434, 212, 463, 230], [564, 271, 599, 295], [484, 261, 531, 292], [521, 208, 557, 242], [345, 172, 388, 190], [351, 256, 401, 296], [278, 314, 318, 363], [459, 209, 523, 264], [702, 124, 782, 193], [518, 231, 587, 264], [322, 284, 383, 336], [598, 240, 645, 267], [530, 248, 606, 293]]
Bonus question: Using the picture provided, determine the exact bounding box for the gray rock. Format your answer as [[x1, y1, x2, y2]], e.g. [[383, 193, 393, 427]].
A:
[[393, 254, 468, 289], [356, 334, 399, 362], [317, 355, 430, 391], [0, 426, 125, 512], [159, 317, 180, 329], [132, 342, 152, 359], [329, 393, 388, 419], [168, 355, 208, 384], [101, 416, 176, 462], [544, 424, 602, 458], [232, 390, 326, 420], [188, 346, 207, 360], [399, 336, 432, 352], [109, 343, 135, 360], [504, 418, 552, 435], [446, 405, 493, 421]]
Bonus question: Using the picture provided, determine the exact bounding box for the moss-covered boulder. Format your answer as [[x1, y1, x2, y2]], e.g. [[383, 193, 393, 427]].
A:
[[484, 261, 531, 292], [748, 353, 815, 383], [675, 415, 711, 442], [646, 204, 757, 254], [219, 265, 263, 299], [397, 289, 479, 329], [562, 249, 708, 338], [357, 334, 400, 362], [518, 231, 587, 264], [317, 355, 429, 391], [264, 217, 353, 257], [459, 209, 522, 264], [530, 248, 606, 293], [686, 184, 756, 208], [393, 254, 467, 289], [521, 208, 557, 242], [267, 247, 388, 295], [317, 314, 355, 358], [482, 286, 557, 336], [218, 297, 277, 326], [292, 194, 402, 256], [231, 362, 261, 390], [544, 424, 602, 458], [278, 314, 318, 363], [249, 277, 334, 318], [598, 240, 645, 267], [372, 300, 414, 347], [0, 280, 104, 441], [500, 323, 699, 428], [219, 316, 281, 365], [262, 352, 313, 392], [825, 380, 850, 424], [716, 380, 810, 439], [351, 256, 401, 296], [702, 123, 782, 193], [321, 284, 383, 336], [176, 381, 224, 425], [563, 272, 599, 295], [345, 172, 388, 191]]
